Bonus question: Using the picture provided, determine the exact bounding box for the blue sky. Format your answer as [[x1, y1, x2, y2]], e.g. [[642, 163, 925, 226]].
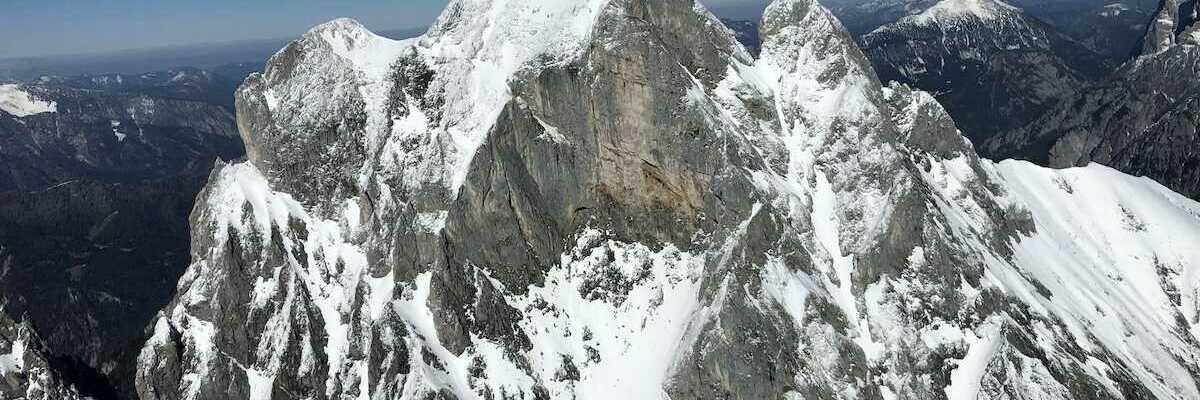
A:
[[1, 0, 768, 59]]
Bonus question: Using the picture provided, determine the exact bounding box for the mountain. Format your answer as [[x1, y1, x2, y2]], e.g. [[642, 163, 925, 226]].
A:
[[0, 24, 426, 400], [0, 77, 244, 398], [859, 0, 1114, 147], [987, 0, 1200, 200], [823, 0, 1159, 58], [132, 0, 1200, 399]]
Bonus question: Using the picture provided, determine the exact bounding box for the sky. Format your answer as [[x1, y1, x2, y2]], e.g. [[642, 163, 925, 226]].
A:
[[0, 0, 768, 59]]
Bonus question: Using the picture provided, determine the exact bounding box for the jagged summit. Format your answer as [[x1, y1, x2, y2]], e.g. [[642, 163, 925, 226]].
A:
[[238, 0, 750, 212], [1142, 0, 1180, 54], [1138, 0, 1200, 55]]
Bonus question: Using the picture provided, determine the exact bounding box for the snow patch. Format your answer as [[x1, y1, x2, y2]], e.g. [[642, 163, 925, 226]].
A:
[[246, 368, 275, 400], [910, 0, 1019, 24], [944, 320, 1002, 400], [413, 211, 448, 233], [0, 337, 25, 374], [0, 84, 57, 117]]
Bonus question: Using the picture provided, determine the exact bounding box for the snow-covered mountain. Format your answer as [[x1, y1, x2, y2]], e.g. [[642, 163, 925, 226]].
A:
[[988, 0, 1200, 201], [131, 0, 1200, 399], [860, 0, 1112, 146]]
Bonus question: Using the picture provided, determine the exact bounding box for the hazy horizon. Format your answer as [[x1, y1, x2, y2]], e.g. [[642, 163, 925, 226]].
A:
[[1, 0, 769, 60]]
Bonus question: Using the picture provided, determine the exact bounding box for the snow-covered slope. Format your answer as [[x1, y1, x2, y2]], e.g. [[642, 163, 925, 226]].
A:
[[135, 0, 1200, 399]]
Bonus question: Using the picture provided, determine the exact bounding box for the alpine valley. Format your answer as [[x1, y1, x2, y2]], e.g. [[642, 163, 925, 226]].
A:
[[2, 0, 1200, 399]]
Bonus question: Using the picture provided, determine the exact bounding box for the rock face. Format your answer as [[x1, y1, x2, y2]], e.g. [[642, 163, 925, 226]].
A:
[[0, 77, 245, 399], [859, 0, 1112, 146], [1141, 0, 1180, 54], [137, 0, 1200, 399], [0, 310, 87, 400], [987, 0, 1200, 200]]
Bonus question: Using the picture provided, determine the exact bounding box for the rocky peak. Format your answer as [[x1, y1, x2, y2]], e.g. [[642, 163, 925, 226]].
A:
[[1142, 0, 1180, 54], [986, 0, 1200, 202]]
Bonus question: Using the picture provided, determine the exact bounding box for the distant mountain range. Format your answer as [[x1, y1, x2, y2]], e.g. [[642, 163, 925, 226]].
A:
[[860, 0, 1113, 145], [821, 0, 1159, 58], [0, 28, 426, 84]]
